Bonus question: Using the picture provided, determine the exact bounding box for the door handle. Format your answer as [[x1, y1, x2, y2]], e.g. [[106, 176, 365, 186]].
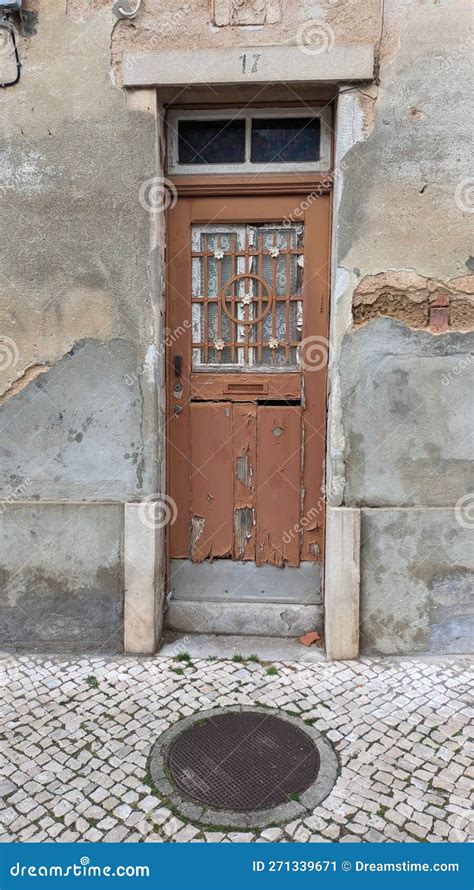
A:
[[173, 354, 183, 377]]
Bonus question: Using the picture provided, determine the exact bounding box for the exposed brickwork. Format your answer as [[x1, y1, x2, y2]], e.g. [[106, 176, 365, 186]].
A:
[[353, 271, 474, 331], [429, 294, 450, 334]]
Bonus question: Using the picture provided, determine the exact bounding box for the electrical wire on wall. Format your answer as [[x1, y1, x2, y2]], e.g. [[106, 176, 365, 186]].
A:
[[0, 0, 22, 87], [0, 17, 20, 86], [333, 0, 385, 101]]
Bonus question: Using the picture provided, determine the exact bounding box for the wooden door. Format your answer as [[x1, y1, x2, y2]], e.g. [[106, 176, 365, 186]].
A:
[[167, 191, 330, 599]]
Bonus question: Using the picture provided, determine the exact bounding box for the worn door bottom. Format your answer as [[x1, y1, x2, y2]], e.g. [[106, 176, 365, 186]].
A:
[[169, 559, 321, 604]]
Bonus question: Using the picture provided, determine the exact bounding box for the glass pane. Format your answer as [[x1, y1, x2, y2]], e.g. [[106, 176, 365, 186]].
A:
[[191, 223, 304, 369], [251, 117, 320, 163], [254, 227, 303, 296], [178, 119, 246, 164]]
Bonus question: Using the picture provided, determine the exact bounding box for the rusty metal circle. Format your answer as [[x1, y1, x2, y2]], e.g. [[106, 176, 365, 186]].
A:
[[167, 710, 319, 811], [149, 707, 339, 828], [220, 273, 273, 326]]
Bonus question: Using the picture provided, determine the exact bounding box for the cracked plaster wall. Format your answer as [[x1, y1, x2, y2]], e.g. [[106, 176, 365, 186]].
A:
[[0, 1, 158, 649], [0, 0, 472, 654], [110, 0, 380, 69], [328, 0, 473, 654], [1, 3, 158, 487]]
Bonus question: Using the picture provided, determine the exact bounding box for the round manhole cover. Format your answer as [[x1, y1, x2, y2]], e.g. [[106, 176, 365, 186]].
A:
[[168, 711, 320, 811], [149, 707, 339, 828]]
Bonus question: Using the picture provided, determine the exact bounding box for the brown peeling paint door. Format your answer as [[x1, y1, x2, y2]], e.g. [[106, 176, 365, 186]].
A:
[[167, 193, 330, 587]]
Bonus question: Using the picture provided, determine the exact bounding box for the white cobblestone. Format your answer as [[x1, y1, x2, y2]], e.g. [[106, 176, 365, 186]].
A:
[[0, 653, 471, 843]]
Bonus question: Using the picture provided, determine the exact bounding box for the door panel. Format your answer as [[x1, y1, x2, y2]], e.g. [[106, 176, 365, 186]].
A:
[[255, 406, 302, 567], [188, 403, 304, 567], [167, 193, 330, 579], [169, 559, 322, 604], [189, 402, 233, 562], [191, 371, 300, 401], [232, 403, 257, 561]]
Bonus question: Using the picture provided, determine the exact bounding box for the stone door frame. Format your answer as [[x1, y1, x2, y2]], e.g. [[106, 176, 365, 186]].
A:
[[121, 44, 376, 658]]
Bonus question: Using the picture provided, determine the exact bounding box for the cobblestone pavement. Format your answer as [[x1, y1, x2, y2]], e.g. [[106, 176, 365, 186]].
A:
[[0, 653, 472, 844]]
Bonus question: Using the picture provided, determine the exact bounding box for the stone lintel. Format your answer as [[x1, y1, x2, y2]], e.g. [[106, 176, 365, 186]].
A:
[[123, 43, 375, 88]]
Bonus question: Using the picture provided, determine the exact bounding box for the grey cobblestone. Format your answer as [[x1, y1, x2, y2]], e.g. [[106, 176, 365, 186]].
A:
[[0, 653, 471, 843]]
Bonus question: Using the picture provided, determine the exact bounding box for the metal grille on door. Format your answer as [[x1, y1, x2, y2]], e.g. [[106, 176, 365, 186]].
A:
[[191, 224, 304, 368]]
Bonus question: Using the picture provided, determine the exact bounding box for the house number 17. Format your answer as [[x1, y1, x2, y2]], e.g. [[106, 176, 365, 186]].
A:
[[239, 53, 261, 74]]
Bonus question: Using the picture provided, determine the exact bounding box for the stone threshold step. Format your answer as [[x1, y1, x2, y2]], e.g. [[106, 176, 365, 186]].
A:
[[165, 600, 323, 639], [159, 631, 326, 663]]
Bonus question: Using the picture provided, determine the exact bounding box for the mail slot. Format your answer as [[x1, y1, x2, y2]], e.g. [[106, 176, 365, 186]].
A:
[[223, 382, 268, 395]]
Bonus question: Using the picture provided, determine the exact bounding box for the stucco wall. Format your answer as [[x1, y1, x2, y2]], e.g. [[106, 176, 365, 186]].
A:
[[0, 1, 158, 650], [0, 0, 472, 655], [329, 0, 473, 654], [0, 504, 123, 652]]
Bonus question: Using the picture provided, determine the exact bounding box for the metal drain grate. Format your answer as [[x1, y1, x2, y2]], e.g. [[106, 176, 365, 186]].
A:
[[167, 711, 320, 811]]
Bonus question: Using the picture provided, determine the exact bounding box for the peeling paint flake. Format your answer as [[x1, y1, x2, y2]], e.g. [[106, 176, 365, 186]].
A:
[[235, 447, 252, 486], [234, 507, 255, 560], [0, 364, 50, 404], [190, 515, 205, 555]]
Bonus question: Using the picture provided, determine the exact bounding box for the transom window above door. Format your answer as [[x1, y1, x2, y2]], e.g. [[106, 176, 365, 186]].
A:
[[191, 223, 304, 369], [166, 108, 331, 174]]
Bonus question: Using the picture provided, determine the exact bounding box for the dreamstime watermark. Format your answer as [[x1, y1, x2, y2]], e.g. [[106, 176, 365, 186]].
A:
[[282, 167, 345, 227], [454, 493, 474, 529], [454, 178, 474, 213], [165, 634, 192, 658], [125, 321, 191, 387], [300, 335, 332, 371], [135, 804, 170, 842], [296, 20, 335, 56], [124, 4, 191, 72], [283, 502, 325, 546], [139, 176, 177, 214], [0, 336, 20, 372], [138, 493, 178, 531], [112, 0, 141, 20], [441, 351, 473, 386], [435, 34, 474, 71], [0, 477, 33, 514], [9, 858, 149, 879]]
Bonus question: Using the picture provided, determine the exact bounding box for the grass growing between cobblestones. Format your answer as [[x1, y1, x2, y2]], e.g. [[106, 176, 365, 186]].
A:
[[85, 675, 99, 689], [0, 654, 471, 843]]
